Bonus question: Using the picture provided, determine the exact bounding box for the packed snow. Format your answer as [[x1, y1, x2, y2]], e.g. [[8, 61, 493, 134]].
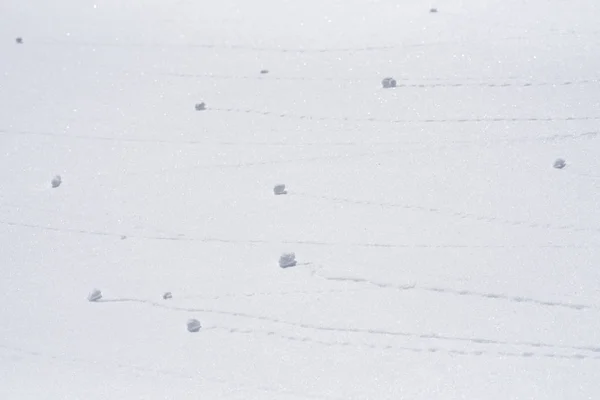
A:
[[1, 0, 600, 399]]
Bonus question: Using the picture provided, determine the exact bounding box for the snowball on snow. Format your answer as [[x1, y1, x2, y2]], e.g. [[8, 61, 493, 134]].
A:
[[273, 184, 287, 195], [187, 319, 201, 332], [553, 158, 566, 169], [51, 175, 62, 188], [87, 289, 102, 302], [279, 252, 297, 268], [382, 77, 397, 88]]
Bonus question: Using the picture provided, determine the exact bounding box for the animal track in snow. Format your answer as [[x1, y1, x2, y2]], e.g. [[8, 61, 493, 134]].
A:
[[309, 265, 598, 312], [293, 192, 600, 236], [0, 343, 339, 400], [95, 297, 600, 356], [166, 71, 599, 89], [207, 107, 600, 125]]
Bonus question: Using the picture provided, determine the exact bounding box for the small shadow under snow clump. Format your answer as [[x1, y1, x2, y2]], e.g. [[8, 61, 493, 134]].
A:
[[430, 8, 438, 13], [87, 289, 102, 302], [279, 252, 297, 268], [273, 184, 287, 195], [382, 77, 397, 88], [260, 69, 269, 74], [51, 175, 62, 188], [163, 292, 173, 300], [553, 158, 566, 169], [195, 102, 206, 111], [16, 37, 23, 44], [187, 319, 201, 332]]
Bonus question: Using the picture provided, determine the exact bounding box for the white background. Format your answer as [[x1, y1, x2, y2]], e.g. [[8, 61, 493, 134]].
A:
[[1, 0, 600, 398]]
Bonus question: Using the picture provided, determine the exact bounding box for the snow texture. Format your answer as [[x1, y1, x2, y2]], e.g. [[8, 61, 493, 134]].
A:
[[2, 0, 600, 399]]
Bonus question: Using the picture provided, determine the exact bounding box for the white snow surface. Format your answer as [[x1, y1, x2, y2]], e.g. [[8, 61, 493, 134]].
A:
[[2, 0, 600, 398]]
